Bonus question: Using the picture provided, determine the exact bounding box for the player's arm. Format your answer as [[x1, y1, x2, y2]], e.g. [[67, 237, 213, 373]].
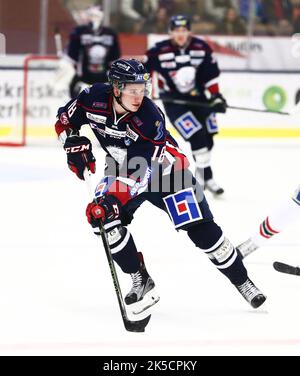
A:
[[86, 113, 167, 225], [195, 43, 227, 113], [55, 89, 96, 180]]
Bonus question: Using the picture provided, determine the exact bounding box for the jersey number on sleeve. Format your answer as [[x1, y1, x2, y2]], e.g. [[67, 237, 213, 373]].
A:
[[67, 99, 77, 118], [152, 145, 166, 163]]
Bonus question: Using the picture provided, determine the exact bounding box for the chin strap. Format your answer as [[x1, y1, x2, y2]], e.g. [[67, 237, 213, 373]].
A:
[[114, 92, 133, 113]]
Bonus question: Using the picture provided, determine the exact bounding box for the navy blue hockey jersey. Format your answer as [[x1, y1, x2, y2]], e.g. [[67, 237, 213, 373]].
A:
[[144, 37, 220, 99], [67, 24, 121, 83], [56, 84, 189, 200]]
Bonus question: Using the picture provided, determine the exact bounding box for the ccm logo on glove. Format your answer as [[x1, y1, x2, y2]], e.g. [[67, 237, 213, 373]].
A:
[[65, 144, 91, 153], [63, 136, 96, 180]]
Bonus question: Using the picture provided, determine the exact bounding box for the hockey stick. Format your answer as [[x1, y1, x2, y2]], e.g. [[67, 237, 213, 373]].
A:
[[273, 261, 300, 276], [160, 97, 290, 115], [83, 169, 151, 332]]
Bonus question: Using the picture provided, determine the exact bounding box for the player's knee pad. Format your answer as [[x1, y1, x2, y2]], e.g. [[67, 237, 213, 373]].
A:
[[192, 147, 211, 169]]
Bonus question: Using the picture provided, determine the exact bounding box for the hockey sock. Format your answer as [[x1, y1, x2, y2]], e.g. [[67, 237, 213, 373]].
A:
[[188, 221, 247, 285], [105, 225, 140, 273], [251, 194, 300, 248]]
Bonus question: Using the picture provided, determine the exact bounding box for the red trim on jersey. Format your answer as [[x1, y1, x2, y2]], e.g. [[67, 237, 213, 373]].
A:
[[207, 83, 219, 94], [166, 135, 177, 147], [107, 180, 131, 205], [166, 145, 190, 170]]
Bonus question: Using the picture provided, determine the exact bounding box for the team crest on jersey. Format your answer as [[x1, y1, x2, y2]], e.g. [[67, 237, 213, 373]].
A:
[[174, 111, 202, 139], [163, 188, 203, 228]]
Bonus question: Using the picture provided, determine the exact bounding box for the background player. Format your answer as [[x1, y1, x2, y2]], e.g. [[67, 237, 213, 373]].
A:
[[55, 58, 266, 315], [144, 14, 227, 195], [237, 186, 300, 259], [55, 4, 121, 98]]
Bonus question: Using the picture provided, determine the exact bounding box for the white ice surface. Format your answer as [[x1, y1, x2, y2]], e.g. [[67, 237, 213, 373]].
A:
[[0, 137, 300, 356]]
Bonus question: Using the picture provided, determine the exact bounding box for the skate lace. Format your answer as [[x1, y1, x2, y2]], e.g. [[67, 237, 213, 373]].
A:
[[131, 271, 143, 292], [238, 280, 259, 301]]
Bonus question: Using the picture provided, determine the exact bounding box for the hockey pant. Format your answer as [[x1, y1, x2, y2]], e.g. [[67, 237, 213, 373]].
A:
[[93, 169, 247, 286], [163, 101, 218, 182]]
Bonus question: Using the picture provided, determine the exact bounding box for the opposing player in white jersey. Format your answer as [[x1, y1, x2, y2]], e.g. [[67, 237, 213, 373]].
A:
[[237, 186, 300, 259]]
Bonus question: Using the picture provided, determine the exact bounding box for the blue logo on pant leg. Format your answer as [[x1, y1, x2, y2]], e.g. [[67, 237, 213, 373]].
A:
[[206, 113, 218, 133], [163, 188, 203, 228]]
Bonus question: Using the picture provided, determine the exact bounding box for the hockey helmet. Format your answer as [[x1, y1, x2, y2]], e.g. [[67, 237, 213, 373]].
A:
[[108, 59, 151, 95], [169, 15, 191, 31]]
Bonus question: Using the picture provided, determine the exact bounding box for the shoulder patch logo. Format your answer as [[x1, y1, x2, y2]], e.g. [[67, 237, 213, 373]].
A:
[[154, 121, 164, 140]]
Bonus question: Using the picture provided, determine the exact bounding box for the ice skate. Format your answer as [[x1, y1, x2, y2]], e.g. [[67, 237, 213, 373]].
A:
[[204, 178, 224, 195], [125, 253, 160, 314], [236, 238, 258, 260], [235, 278, 266, 308]]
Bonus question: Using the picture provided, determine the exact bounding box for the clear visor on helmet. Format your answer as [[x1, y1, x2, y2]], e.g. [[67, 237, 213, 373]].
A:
[[121, 81, 152, 98]]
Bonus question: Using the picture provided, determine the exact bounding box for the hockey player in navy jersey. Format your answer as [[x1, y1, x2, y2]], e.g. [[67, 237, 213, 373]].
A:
[[57, 5, 121, 98], [144, 15, 227, 195], [55, 58, 266, 315]]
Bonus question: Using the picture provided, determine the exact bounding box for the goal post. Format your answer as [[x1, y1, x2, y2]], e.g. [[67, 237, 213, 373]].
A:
[[0, 54, 69, 147]]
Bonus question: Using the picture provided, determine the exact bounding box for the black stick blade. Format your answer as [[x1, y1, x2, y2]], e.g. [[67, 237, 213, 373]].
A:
[[124, 314, 151, 332], [273, 262, 300, 276]]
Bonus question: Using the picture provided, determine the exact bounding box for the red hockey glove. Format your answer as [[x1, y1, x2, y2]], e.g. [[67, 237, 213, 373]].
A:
[[86, 195, 121, 226], [63, 136, 96, 180]]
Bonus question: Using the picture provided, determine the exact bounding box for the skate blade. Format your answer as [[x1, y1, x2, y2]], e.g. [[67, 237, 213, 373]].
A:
[[129, 289, 160, 315]]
